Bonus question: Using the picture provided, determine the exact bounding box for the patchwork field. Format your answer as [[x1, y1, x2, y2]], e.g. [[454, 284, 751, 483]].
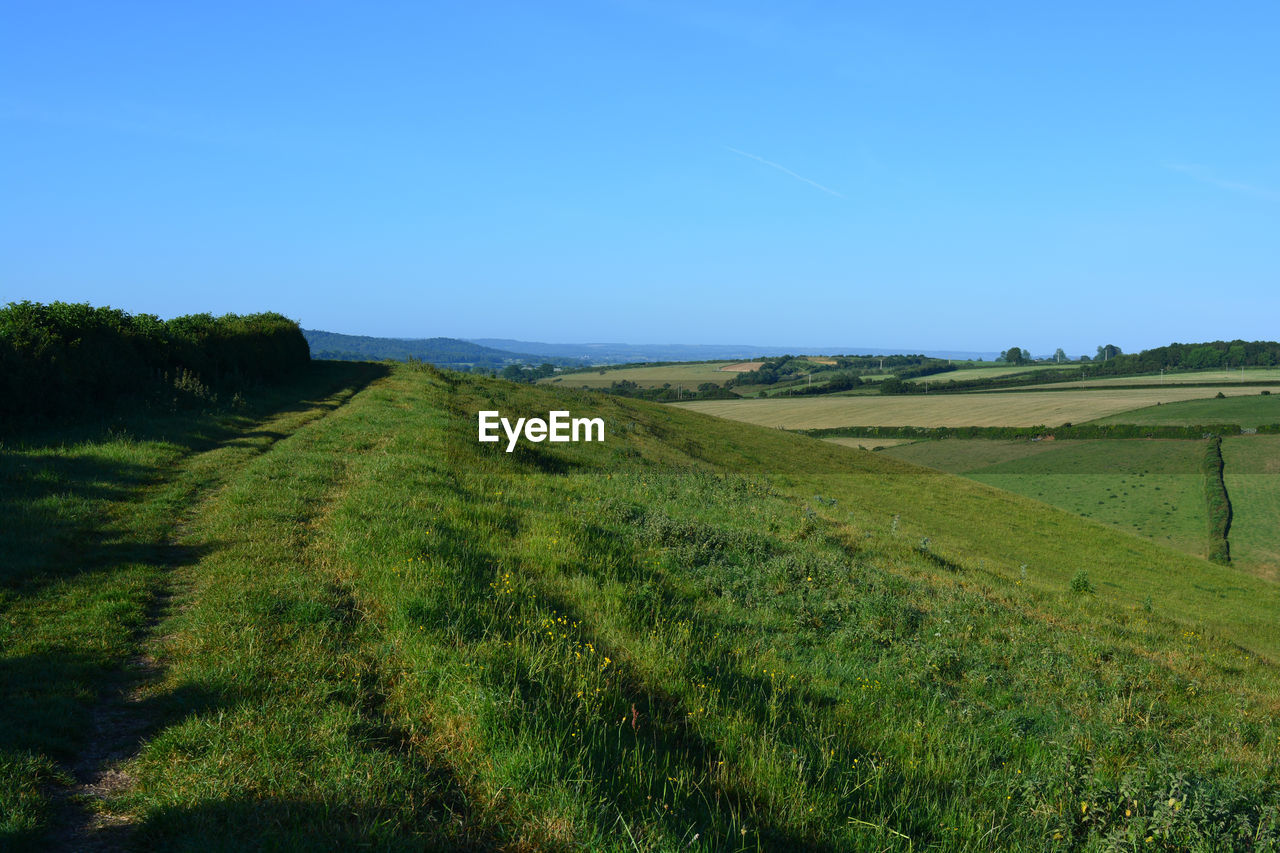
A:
[[543, 362, 742, 390], [676, 385, 1280, 429]]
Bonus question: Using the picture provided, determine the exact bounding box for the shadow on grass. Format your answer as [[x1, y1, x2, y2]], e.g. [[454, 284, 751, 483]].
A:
[[0, 362, 389, 591], [128, 795, 502, 853]]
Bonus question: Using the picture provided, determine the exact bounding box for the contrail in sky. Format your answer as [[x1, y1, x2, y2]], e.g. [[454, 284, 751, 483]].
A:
[[726, 146, 845, 198], [1165, 162, 1280, 202]]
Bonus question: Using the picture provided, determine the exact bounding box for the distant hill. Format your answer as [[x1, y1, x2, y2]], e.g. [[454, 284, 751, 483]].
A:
[[303, 330, 572, 369], [470, 339, 999, 364]]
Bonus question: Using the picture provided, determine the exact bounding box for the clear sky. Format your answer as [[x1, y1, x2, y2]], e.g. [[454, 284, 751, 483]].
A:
[[3, 1, 1278, 355]]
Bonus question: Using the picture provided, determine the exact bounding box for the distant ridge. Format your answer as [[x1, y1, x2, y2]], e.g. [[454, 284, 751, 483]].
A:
[[303, 330, 574, 369], [470, 339, 999, 364]]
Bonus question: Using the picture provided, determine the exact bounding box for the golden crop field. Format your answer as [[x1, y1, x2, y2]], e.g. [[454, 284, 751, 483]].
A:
[[541, 362, 743, 389], [674, 385, 1280, 429]]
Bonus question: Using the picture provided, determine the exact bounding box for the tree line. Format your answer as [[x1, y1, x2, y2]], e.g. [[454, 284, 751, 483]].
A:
[[1, 301, 310, 428]]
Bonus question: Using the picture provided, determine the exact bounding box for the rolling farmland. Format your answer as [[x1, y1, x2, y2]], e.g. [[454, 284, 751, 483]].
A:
[[542, 361, 743, 389], [676, 385, 1280, 429], [10, 361, 1280, 849]]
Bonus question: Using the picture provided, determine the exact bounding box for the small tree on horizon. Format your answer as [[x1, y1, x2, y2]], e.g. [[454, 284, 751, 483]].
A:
[[1000, 347, 1028, 365]]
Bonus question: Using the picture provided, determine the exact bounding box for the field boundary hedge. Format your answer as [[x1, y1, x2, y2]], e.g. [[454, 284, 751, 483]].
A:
[[1202, 436, 1233, 565], [1, 301, 310, 428]]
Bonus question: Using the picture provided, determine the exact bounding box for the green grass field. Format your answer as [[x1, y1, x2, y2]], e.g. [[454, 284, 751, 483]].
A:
[[1221, 436, 1280, 582], [677, 385, 1280, 429], [8, 364, 1280, 849], [1090, 393, 1280, 427], [885, 440, 1212, 561]]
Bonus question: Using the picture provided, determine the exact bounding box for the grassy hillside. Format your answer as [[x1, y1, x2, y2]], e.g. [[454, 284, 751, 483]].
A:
[[6, 364, 1280, 850]]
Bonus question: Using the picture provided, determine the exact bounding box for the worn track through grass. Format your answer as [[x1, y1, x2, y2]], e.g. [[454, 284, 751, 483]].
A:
[[43, 374, 376, 851]]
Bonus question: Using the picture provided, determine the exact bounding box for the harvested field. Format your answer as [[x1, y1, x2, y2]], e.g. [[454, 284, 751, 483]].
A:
[[720, 361, 765, 372], [675, 385, 1280, 429], [544, 362, 741, 389], [821, 436, 917, 450]]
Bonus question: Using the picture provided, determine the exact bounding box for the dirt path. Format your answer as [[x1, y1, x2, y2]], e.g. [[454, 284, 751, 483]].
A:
[[45, 374, 377, 851]]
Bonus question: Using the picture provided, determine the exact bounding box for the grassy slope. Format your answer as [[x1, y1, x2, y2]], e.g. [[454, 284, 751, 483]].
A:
[[8, 364, 1280, 850], [884, 440, 1211, 562], [1222, 436, 1280, 582], [1090, 394, 1280, 427]]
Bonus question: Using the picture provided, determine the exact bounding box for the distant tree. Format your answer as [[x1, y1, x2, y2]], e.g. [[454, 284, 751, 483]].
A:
[[1053, 348, 1067, 363], [1080, 354, 1092, 362], [999, 347, 1028, 365], [1096, 344, 1122, 361]]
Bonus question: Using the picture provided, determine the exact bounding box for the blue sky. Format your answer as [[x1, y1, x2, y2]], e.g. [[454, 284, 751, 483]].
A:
[[3, 1, 1278, 354]]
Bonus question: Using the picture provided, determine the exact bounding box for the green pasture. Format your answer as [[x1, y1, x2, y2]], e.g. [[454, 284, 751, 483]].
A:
[[1222, 436, 1280, 582], [1090, 392, 1280, 427]]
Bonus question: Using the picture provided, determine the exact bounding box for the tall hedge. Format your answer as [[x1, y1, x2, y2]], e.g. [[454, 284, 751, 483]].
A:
[[0, 301, 309, 426]]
